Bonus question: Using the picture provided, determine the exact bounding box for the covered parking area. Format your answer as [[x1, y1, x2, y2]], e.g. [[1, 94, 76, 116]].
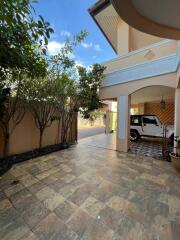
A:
[[82, 69, 180, 159], [130, 85, 175, 159]]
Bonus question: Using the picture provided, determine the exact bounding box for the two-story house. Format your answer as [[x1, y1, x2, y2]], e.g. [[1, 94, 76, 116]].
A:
[[89, 0, 180, 153]]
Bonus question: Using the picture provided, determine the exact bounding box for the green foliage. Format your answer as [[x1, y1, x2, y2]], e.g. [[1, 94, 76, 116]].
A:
[[175, 136, 180, 157], [49, 30, 88, 75], [0, 0, 53, 76], [77, 64, 106, 119], [24, 31, 106, 146], [48, 30, 88, 112], [25, 77, 57, 148], [46, 32, 88, 144], [0, 6, 106, 154], [175, 136, 180, 144], [0, 86, 10, 117], [0, 0, 53, 158]]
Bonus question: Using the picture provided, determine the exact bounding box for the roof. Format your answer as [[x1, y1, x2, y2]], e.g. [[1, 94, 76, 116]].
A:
[[89, 0, 118, 53], [89, 0, 110, 16]]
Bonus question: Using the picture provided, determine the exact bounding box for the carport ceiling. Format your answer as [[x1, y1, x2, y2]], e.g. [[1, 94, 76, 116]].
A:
[[131, 86, 175, 104]]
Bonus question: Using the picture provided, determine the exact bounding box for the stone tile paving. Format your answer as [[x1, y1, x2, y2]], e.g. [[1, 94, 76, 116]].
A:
[[0, 144, 180, 240], [80, 132, 173, 159]]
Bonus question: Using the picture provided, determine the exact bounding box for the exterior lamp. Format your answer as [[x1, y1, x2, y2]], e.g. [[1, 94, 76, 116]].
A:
[[160, 97, 166, 110]]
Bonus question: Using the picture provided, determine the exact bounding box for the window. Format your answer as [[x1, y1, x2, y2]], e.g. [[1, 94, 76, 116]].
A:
[[131, 116, 141, 125], [142, 116, 157, 125], [130, 108, 139, 115]]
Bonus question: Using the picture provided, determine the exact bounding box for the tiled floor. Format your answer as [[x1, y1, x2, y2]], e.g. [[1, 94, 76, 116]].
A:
[[80, 133, 173, 159], [0, 144, 180, 240]]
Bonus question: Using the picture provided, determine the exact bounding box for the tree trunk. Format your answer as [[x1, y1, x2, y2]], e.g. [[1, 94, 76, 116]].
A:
[[39, 129, 44, 149], [3, 130, 9, 159], [61, 115, 65, 144]]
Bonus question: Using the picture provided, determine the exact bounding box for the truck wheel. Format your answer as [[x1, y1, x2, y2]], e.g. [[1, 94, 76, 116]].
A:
[[130, 130, 140, 141]]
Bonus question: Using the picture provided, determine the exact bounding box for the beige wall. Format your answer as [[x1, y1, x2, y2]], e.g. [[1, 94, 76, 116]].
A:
[[0, 110, 77, 157], [0, 128, 3, 158], [104, 40, 177, 74], [116, 21, 164, 56], [129, 28, 163, 51], [100, 72, 178, 100], [78, 114, 104, 129]]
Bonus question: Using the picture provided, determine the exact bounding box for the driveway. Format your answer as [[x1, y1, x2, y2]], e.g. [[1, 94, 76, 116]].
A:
[[0, 143, 179, 240], [78, 126, 105, 139]]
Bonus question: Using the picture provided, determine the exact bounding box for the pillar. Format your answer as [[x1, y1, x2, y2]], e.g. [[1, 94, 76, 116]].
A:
[[174, 88, 180, 146], [116, 95, 131, 152]]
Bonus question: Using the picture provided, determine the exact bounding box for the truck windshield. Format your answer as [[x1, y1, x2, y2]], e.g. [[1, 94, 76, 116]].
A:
[[142, 116, 157, 125]]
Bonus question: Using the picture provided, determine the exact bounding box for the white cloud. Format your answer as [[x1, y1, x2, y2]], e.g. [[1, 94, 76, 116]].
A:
[[75, 60, 86, 68], [60, 30, 71, 37], [94, 44, 102, 51], [47, 41, 64, 55], [81, 42, 93, 49], [81, 42, 102, 52]]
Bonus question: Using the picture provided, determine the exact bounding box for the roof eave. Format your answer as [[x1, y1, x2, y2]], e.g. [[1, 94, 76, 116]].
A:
[[88, 0, 117, 54]]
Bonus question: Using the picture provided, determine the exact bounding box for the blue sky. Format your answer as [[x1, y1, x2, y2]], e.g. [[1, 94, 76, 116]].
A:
[[34, 0, 116, 67]]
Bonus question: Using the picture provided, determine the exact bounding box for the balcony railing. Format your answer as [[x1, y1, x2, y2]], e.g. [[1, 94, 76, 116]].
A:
[[103, 40, 178, 75], [101, 40, 180, 87]]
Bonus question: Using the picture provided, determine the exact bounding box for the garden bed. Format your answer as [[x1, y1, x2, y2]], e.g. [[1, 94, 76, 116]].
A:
[[0, 142, 75, 176]]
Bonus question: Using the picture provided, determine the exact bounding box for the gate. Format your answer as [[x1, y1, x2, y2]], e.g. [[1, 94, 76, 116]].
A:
[[162, 124, 172, 161]]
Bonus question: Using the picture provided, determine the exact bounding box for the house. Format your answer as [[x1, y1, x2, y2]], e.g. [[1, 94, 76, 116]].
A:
[[89, 0, 180, 152]]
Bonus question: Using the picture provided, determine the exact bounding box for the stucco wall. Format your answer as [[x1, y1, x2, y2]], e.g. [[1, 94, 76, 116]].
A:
[[78, 115, 104, 129], [129, 28, 163, 51], [116, 21, 164, 56], [0, 128, 3, 158], [2, 110, 77, 157], [104, 40, 177, 74], [100, 72, 177, 100]]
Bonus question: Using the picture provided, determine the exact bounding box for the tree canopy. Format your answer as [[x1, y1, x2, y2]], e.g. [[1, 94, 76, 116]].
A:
[[0, 0, 53, 77], [0, 1, 106, 159]]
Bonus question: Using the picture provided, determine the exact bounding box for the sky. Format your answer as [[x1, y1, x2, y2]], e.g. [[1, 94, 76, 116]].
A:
[[34, 0, 116, 67]]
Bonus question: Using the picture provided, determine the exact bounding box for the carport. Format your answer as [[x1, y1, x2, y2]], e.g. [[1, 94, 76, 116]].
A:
[[130, 85, 175, 159], [81, 85, 175, 160]]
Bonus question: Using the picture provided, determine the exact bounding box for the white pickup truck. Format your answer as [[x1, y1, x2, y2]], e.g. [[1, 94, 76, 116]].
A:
[[130, 115, 174, 142]]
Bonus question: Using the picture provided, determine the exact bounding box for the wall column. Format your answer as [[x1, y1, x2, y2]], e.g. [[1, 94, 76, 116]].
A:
[[174, 88, 180, 147], [116, 95, 131, 152]]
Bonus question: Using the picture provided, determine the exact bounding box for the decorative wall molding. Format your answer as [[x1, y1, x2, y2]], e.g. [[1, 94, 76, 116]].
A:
[[102, 39, 175, 65], [102, 53, 180, 87]]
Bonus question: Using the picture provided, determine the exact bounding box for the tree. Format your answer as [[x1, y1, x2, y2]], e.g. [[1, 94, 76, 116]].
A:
[[25, 78, 57, 149], [0, 69, 27, 158], [47, 31, 87, 144], [77, 64, 106, 119], [0, 0, 53, 160], [47, 32, 106, 144], [0, 0, 53, 75], [49, 75, 77, 144]]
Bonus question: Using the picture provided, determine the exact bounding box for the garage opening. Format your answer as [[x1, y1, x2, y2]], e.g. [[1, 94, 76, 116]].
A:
[[130, 85, 175, 159]]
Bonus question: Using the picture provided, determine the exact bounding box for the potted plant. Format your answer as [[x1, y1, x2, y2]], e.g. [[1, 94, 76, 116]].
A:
[[170, 136, 180, 172]]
